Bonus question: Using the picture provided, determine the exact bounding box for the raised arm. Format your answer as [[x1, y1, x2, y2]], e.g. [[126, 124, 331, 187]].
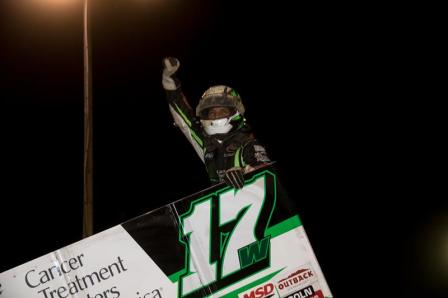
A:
[[162, 57, 205, 162]]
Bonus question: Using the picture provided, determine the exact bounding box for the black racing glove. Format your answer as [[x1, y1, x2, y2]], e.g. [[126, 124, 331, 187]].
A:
[[162, 57, 181, 90], [223, 167, 245, 189]]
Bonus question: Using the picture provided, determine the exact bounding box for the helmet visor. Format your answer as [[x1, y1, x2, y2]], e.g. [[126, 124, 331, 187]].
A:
[[200, 106, 236, 120], [197, 96, 241, 118]]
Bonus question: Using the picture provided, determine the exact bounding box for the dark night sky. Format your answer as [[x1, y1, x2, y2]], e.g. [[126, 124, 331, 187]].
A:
[[0, 1, 444, 297]]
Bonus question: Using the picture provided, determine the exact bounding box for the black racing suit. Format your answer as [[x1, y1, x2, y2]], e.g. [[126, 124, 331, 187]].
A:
[[166, 88, 270, 184]]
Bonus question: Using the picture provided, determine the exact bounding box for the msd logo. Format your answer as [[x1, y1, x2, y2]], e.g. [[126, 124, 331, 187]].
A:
[[238, 283, 277, 298]]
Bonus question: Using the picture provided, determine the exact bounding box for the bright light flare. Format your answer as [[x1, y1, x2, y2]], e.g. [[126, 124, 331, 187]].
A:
[[8, 0, 81, 14], [32, 0, 79, 8], [7, 0, 81, 21]]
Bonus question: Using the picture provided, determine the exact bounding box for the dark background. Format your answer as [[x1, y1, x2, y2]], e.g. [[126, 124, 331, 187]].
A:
[[0, 1, 444, 297]]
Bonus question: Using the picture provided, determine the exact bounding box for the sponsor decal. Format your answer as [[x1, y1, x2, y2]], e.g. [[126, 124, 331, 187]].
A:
[[283, 286, 324, 298], [277, 268, 315, 290], [11, 249, 164, 298], [275, 264, 318, 297], [238, 282, 276, 298], [23, 254, 128, 298]]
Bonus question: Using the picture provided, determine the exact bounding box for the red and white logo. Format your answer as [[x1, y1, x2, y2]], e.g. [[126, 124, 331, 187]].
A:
[[283, 285, 325, 298], [275, 264, 319, 296], [238, 282, 277, 298]]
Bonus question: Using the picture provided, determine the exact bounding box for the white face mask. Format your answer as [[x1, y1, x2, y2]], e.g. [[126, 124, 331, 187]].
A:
[[201, 112, 239, 135]]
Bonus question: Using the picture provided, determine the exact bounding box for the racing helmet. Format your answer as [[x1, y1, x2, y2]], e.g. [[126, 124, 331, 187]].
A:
[[196, 85, 245, 135]]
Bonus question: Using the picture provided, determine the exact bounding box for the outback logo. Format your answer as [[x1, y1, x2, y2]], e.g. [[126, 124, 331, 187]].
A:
[[238, 283, 276, 298], [276, 265, 317, 295]]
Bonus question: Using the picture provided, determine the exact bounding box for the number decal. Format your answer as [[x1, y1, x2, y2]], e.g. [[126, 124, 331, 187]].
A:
[[178, 172, 276, 297]]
